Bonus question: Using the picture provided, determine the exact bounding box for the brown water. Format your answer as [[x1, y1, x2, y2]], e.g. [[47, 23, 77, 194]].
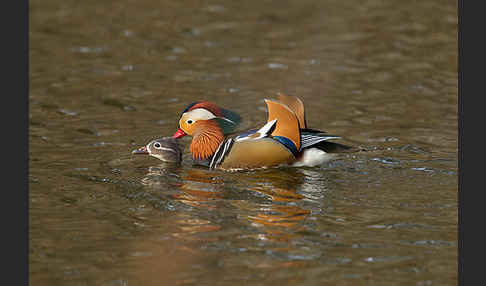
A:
[[29, 0, 458, 285]]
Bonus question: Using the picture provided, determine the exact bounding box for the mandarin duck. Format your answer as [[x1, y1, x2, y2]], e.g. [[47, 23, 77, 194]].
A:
[[132, 137, 182, 163], [170, 93, 356, 170]]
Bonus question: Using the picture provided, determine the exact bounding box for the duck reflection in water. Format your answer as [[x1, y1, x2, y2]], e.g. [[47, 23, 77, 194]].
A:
[[132, 136, 329, 243], [137, 167, 225, 239], [226, 169, 317, 243], [140, 169, 319, 244]]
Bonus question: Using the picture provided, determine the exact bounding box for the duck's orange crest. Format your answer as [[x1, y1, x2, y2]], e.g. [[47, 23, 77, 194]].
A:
[[187, 102, 222, 117]]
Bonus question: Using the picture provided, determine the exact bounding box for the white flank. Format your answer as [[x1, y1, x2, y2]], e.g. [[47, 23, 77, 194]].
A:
[[291, 148, 337, 167]]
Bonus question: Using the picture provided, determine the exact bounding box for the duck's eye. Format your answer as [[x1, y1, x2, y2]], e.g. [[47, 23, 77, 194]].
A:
[[154, 142, 162, 149], [186, 119, 193, 124]]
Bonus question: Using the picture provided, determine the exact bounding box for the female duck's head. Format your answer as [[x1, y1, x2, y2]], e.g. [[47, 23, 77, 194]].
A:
[[132, 137, 182, 163]]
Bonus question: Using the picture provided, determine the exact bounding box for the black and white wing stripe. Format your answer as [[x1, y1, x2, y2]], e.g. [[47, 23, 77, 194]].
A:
[[300, 132, 341, 150], [209, 138, 234, 169]]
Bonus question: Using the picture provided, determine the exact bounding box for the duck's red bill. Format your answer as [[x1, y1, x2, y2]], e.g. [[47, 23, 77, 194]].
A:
[[132, 146, 148, 155], [173, 128, 186, 139]]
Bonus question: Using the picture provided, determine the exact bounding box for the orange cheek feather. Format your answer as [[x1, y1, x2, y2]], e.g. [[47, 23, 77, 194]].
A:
[[189, 121, 224, 160]]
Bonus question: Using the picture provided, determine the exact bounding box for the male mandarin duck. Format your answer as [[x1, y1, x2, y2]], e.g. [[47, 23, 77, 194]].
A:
[[172, 100, 242, 161], [170, 93, 356, 170]]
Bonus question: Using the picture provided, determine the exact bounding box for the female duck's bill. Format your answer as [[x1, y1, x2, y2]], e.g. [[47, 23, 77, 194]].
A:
[[132, 137, 182, 163]]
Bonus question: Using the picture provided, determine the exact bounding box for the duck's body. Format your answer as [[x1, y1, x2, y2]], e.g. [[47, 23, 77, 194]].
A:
[[171, 93, 356, 171], [211, 135, 295, 170]]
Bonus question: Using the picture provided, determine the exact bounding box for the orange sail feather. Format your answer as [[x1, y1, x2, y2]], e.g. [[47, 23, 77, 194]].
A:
[[264, 99, 301, 150], [277, 93, 307, 129]]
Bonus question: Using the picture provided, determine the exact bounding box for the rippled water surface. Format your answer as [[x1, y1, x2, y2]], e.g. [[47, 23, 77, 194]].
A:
[[30, 0, 458, 285]]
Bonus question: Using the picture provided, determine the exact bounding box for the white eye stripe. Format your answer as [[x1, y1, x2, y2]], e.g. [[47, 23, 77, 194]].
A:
[[185, 108, 217, 120], [152, 142, 177, 153]]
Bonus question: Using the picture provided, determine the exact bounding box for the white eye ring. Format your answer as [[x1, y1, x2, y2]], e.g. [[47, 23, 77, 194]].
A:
[[153, 142, 162, 149], [186, 119, 194, 124]]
